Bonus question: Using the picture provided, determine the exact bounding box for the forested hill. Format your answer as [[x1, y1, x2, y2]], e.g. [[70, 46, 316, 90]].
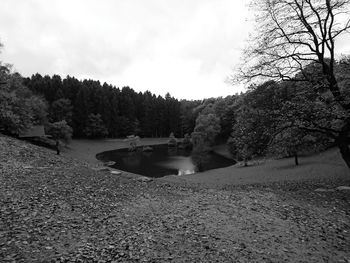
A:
[[24, 74, 199, 138]]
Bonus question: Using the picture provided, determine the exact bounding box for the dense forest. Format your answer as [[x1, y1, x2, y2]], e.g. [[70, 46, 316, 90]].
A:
[[24, 74, 187, 138], [22, 73, 239, 140]]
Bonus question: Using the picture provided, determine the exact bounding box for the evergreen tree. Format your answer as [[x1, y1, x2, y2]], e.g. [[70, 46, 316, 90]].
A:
[[83, 113, 108, 138]]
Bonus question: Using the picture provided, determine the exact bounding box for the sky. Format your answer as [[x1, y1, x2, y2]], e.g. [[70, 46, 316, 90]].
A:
[[0, 0, 349, 100]]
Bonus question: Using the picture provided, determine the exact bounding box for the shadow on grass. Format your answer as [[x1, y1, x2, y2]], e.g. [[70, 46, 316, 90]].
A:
[[273, 161, 317, 170]]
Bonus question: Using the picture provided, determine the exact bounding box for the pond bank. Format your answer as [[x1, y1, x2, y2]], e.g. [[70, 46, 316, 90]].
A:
[[64, 138, 169, 165], [63, 138, 349, 188]]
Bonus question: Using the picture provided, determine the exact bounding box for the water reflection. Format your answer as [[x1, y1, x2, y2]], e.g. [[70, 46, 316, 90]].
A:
[[191, 151, 210, 172], [122, 151, 142, 167], [97, 144, 235, 178], [157, 156, 196, 176]]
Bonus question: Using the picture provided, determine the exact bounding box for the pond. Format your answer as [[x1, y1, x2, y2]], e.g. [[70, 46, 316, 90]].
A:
[[96, 144, 235, 178]]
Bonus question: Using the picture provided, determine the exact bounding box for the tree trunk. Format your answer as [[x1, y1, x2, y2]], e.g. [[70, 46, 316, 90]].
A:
[[337, 118, 350, 169], [244, 157, 248, 167], [294, 152, 299, 166], [339, 144, 350, 169]]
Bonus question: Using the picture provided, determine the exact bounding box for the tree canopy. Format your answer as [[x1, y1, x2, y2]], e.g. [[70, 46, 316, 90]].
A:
[[0, 62, 47, 135], [235, 0, 350, 169]]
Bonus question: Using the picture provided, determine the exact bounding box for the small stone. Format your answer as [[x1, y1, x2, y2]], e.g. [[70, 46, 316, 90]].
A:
[[336, 186, 350, 191], [314, 188, 335, 192], [104, 161, 116, 166], [92, 167, 110, 172], [136, 176, 152, 182]]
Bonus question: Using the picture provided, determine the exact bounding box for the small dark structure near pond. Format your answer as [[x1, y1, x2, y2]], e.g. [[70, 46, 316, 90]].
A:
[[96, 144, 235, 178]]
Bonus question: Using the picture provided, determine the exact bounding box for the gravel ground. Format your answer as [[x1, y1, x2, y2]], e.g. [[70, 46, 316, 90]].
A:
[[1, 135, 350, 262]]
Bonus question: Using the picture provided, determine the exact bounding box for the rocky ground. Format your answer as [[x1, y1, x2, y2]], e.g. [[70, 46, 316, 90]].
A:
[[1, 135, 350, 262]]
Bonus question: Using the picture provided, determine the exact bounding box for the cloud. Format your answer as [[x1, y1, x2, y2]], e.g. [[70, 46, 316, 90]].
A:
[[2, 0, 348, 99], [0, 0, 252, 99]]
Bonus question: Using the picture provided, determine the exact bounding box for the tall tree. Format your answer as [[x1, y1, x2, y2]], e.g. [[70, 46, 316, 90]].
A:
[[46, 120, 73, 144], [237, 0, 350, 168], [192, 113, 221, 148], [269, 127, 320, 166], [49, 98, 73, 123], [228, 105, 270, 165], [83, 113, 108, 138]]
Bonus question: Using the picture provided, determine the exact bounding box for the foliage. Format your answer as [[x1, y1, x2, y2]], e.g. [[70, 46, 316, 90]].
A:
[[192, 96, 237, 141], [192, 131, 211, 150], [268, 127, 317, 165], [227, 88, 276, 163], [181, 133, 192, 150], [168, 132, 177, 147], [227, 79, 334, 166], [46, 120, 73, 143], [83, 113, 108, 138], [235, 0, 350, 169], [0, 63, 47, 135], [193, 113, 221, 147], [180, 100, 201, 137], [50, 98, 73, 123], [228, 108, 261, 165]]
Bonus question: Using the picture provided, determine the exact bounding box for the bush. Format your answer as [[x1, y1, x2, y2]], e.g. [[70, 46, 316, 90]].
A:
[[0, 67, 48, 134], [46, 120, 73, 144], [168, 132, 177, 147]]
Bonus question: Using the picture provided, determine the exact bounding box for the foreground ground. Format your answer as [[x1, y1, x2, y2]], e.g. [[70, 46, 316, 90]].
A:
[[1, 135, 350, 262]]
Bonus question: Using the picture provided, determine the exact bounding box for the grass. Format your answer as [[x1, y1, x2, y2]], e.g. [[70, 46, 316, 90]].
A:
[[162, 147, 349, 188]]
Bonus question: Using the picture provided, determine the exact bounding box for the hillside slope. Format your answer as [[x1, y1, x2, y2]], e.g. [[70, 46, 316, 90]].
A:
[[0, 135, 349, 262]]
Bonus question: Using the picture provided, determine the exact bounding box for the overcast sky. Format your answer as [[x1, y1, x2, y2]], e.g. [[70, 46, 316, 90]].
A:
[[0, 1, 349, 99]]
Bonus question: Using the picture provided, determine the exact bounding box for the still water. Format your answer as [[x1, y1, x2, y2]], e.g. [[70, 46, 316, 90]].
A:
[[96, 144, 235, 178]]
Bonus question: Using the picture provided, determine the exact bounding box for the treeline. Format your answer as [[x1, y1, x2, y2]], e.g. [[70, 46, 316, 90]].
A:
[[23, 74, 194, 138], [0, 58, 237, 142], [22, 74, 240, 141]]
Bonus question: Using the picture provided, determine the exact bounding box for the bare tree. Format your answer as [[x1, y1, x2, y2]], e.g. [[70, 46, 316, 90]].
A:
[[236, 0, 350, 168]]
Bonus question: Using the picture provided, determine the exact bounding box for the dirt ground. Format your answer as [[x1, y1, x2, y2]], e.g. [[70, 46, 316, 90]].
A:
[[1, 135, 350, 262]]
